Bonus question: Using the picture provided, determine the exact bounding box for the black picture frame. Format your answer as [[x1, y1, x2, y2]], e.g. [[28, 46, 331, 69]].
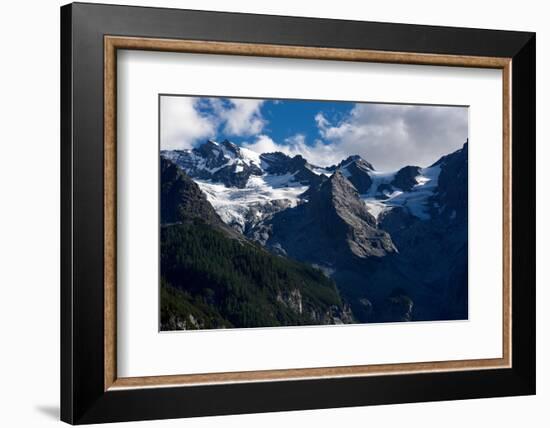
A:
[[61, 2, 535, 424]]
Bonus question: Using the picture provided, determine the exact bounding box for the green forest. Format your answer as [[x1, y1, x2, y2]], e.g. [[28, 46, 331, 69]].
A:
[[160, 221, 351, 330]]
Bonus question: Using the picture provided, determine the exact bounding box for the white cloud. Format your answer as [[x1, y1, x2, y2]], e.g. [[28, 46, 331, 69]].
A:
[[284, 133, 306, 146], [315, 104, 468, 170], [242, 134, 280, 154], [314, 112, 329, 130], [160, 96, 215, 150], [161, 96, 468, 170], [245, 105, 468, 170], [160, 97, 267, 150], [212, 98, 266, 137], [282, 134, 343, 166]]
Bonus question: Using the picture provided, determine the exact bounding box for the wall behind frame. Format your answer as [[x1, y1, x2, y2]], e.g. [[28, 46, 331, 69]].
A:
[[0, 1, 545, 427]]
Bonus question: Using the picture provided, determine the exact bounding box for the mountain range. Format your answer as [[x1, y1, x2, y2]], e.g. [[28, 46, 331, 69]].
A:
[[160, 139, 468, 328]]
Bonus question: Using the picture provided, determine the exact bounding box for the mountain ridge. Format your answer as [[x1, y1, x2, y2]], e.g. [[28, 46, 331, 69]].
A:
[[161, 139, 468, 324], [160, 157, 355, 330]]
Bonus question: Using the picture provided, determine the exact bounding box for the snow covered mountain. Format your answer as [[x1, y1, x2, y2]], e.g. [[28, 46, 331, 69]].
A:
[[161, 140, 468, 323], [161, 139, 456, 232], [162, 140, 327, 232], [162, 140, 263, 188]]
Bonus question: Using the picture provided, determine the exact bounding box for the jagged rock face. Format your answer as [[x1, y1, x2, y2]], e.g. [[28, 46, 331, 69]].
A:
[[364, 144, 469, 321], [341, 163, 373, 193], [392, 166, 422, 191], [163, 312, 203, 330], [331, 155, 375, 172], [275, 287, 353, 324], [242, 199, 293, 234], [260, 152, 326, 187], [162, 143, 328, 235], [161, 157, 222, 225], [325, 171, 395, 257], [430, 141, 468, 222], [335, 156, 375, 193], [273, 287, 356, 325], [161, 139, 469, 324], [320, 304, 355, 325], [160, 158, 238, 237], [163, 140, 263, 188], [264, 170, 396, 265], [194, 140, 231, 169], [276, 289, 303, 314]]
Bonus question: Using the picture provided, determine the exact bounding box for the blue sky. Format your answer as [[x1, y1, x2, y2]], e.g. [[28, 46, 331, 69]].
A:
[[160, 95, 468, 170], [260, 99, 352, 146]]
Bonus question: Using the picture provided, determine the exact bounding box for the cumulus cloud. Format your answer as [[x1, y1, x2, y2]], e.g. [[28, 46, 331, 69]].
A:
[[160, 96, 216, 150], [203, 97, 266, 136], [220, 99, 266, 136], [160, 97, 267, 150], [161, 96, 468, 170], [244, 104, 468, 170], [315, 104, 468, 170], [241, 134, 280, 154]]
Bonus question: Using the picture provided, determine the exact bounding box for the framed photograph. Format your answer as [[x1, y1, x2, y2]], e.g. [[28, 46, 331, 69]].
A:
[[60, 2, 536, 424]]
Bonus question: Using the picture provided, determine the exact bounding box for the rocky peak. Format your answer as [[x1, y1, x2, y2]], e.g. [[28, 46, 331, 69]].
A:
[[220, 139, 240, 155], [343, 154, 362, 163], [391, 165, 422, 191], [332, 156, 374, 194], [430, 141, 468, 221], [161, 157, 222, 226], [260, 152, 306, 172], [324, 170, 361, 200], [260, 151, 325, 187], [265, 169, 396, 262], [160, 158, 239, 238], [431, 140, 468, 168], [323, 172, 396, 258], [339, 155, 375, 172], [196, 139, 220, 154], [194, 140, 226, 167], [162, 140, 263, 189], [259, 151, 289, 165], [318, 171, 381, 233], [195, 139, 242, 161]]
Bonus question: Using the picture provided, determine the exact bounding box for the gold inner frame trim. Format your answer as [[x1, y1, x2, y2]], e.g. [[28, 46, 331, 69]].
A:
[[104, 35, 512, 391]]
